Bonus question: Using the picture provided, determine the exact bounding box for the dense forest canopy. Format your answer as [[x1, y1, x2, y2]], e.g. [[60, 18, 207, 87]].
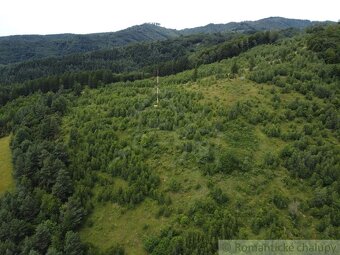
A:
[[0, 20, 339, 255]]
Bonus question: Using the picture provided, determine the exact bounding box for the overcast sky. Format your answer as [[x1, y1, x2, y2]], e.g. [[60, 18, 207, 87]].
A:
[[0, 0, 339, 36]]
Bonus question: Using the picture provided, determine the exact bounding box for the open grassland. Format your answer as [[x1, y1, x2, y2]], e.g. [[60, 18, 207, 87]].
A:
[[0, 135, 14, 193]]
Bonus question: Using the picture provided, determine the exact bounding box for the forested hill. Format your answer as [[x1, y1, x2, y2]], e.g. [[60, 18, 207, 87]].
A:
[[180, 17, 332, 35], [0, 30, 284, 105], [0, 17, 332, 65], [1, 23, 339, 106], [0, 22, 339, 255], [0, 24, 178, 65]]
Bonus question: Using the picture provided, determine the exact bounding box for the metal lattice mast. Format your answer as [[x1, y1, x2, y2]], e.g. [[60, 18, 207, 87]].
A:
[[156, 73, 159, 106], [154, 69, 159, 107]]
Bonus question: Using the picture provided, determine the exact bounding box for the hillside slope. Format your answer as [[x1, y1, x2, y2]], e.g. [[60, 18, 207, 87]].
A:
[[71, 37, 339, 253], [0, 24, 338, 255], [0, 26, 340, 255]]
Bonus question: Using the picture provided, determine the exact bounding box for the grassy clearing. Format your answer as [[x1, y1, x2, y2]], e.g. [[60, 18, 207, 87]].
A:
[[0, 135, 14, 194], [80, 199, 171, 254]]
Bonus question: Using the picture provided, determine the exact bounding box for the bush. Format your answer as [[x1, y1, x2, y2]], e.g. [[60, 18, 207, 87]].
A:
[[263, 124, 281, 138], [168, 179, 182, 193], [209, 187, 228, 204], [106, 244, 125, 255], [271, 194, 288, 209], [216, 150, 241, 174]]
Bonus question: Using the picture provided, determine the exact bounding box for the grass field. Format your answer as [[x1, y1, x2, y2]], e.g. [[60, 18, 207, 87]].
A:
[[0, 135, 14, 193]]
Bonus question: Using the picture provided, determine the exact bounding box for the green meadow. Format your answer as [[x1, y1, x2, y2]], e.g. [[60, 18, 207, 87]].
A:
[[0, 135, 14, 193]]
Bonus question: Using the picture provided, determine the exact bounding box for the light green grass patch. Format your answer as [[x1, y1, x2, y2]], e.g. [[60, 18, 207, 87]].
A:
[[0, 135, 14, 194], [80, 199, 171, 255]]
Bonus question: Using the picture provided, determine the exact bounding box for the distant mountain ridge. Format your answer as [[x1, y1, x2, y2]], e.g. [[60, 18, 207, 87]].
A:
[[0, 24, 178, 65], [180, 17, 331, 34], [0, 17, 333, 65]]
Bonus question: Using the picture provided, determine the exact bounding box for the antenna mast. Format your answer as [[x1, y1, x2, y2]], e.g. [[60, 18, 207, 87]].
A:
[[154, 69, 159, 107]]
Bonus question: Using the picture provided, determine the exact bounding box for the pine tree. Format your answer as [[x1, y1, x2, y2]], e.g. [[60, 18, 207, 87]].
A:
[[52, 169, 73, 202], [60, 197, 84, 232], [51, 96, 67, 114], [46, 247, 62, 255], [64, 231, 84, 255], [32, 220, 55, 254]]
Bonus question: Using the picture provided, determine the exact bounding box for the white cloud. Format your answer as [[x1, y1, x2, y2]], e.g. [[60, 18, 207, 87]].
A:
[[0, 0, 339, 36]]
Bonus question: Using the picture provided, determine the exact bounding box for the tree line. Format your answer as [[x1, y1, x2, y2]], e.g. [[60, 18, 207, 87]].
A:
[[0, 30, 282, 106]]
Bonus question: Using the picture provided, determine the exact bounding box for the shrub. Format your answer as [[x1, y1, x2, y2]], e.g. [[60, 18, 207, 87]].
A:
[[263, 152, 279, 168], [209, 187, 228, 204], [271, 194, 288, 209]]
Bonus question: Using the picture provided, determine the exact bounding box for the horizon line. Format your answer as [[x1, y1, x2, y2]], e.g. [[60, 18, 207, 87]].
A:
[[0, 16, 337, 37]]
